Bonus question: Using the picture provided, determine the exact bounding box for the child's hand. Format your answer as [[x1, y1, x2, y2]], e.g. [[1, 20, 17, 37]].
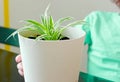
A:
[[15, 55, 24, 76]]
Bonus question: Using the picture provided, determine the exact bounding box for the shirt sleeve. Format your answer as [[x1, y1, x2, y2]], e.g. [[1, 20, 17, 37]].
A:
[[75, 11, 98, 45], [82, 13, 92, 45]]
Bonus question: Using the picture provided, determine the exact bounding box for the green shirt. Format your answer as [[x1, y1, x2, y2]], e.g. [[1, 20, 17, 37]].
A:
[[78, 11, 120, 81]]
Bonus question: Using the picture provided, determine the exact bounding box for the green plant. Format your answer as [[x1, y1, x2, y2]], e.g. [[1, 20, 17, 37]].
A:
[[8, 5, 85, 40]]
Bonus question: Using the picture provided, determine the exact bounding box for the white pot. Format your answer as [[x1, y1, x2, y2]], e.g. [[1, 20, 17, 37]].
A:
[[18, 27, 85, 82]]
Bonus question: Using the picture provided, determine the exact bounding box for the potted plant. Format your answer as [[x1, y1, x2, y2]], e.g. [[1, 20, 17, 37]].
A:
[[9, 5, 85, 82]]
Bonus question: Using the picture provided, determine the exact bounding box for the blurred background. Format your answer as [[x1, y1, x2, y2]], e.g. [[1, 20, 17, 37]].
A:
[[0, 0, 119, 28], [0, 0, 119, 73]]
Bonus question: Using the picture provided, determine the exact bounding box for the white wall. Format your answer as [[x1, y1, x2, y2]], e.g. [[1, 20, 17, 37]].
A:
[[0, 0, 119, 72], [0, 0, 3, 25], [0, 0, 119, 28]]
